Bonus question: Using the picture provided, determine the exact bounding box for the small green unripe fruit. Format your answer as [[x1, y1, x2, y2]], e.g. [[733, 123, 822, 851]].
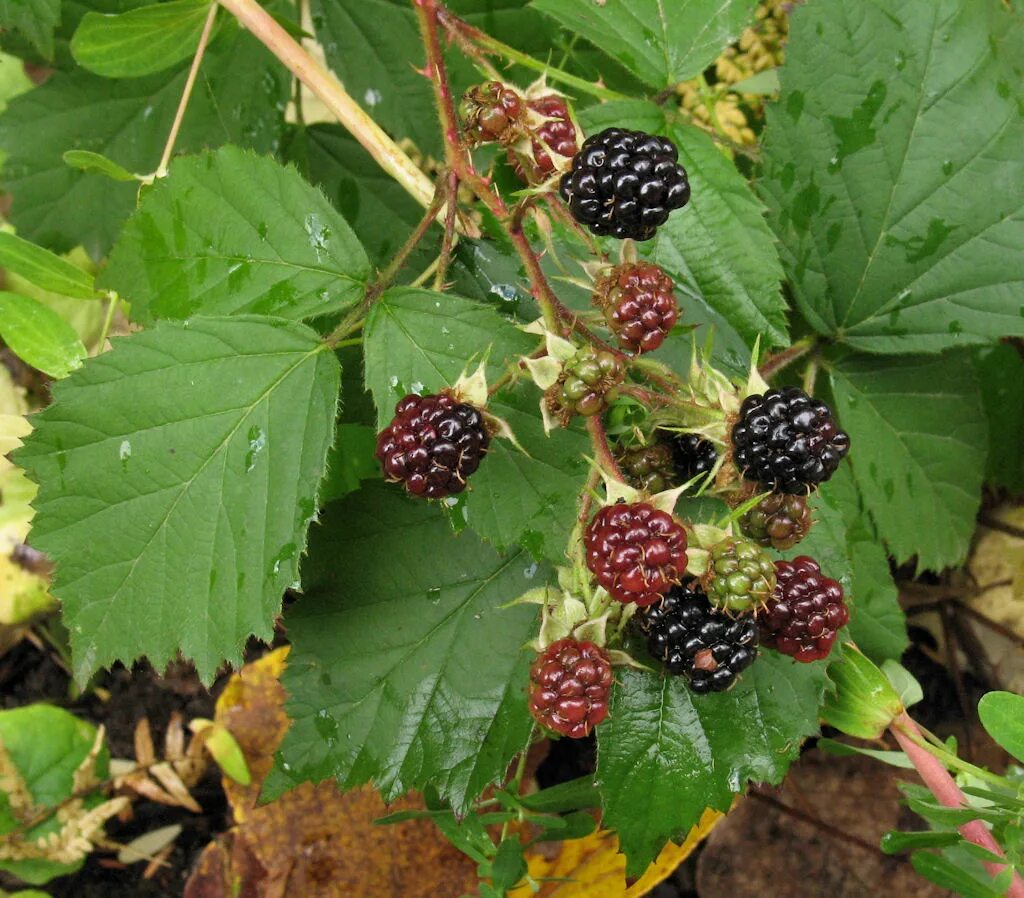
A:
[[703, 535, 776, 613]]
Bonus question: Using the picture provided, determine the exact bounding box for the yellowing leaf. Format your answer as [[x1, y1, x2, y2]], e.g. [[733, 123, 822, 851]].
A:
[[509, 808, 721, 898]]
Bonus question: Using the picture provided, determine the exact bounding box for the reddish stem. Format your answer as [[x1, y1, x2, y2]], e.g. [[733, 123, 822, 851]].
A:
[[890, 711, 1024, 897], [586, 416, 625, 482]]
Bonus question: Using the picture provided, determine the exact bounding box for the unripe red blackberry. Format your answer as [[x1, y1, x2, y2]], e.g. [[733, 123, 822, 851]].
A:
[[509, 94, 579, 181], [741, 493, 813, 550], [375, 392, 490, 499], [584, 501, 688, 606], [545, 347, 624, 426], [762, 557, 848, 662], [636, 582, 758, 693], [460, 81, 524, 145], [594, 262, 678, 353], [619, 441, 677, 493], [559, 128, 690, 241], [702, 535, 776, 614], [528, 638, 613, 738], [673, 434, 718, 482], [732, 387, 850, 494]]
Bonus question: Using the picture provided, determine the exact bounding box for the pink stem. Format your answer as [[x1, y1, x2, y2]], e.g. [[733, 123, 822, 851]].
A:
[[891, 711, 1024, 897]]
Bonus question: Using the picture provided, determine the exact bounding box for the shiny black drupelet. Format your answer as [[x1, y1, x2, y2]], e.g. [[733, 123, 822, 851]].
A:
[[559, 128, 691, 240], [731, 387, 850, 494], [636, 583, 758, 693]]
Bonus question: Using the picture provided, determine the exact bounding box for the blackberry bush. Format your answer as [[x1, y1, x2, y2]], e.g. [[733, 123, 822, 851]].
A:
[[5, 0, 1017, 893]]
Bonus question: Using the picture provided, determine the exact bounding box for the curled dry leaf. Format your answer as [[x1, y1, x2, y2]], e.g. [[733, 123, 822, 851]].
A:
[[185, 648, 479, 898], [113, 714, 205, 813]]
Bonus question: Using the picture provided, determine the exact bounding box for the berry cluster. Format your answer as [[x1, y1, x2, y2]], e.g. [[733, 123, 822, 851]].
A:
[[375, 392, 490, 499], [703, 535, 776, 613], [584, 501, 688, 606], [528, 639, 613, 738], [619, 441, 677, 493], [595, 262, 678, 353], [545, 347, 624, 425], [560, 128, 691, 240]]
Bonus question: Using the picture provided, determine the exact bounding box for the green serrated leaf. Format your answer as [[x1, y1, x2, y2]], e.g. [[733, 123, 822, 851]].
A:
[[466, 386, 590, 564], [0, 230, 96, 299], [71, 0, 213, 78], [100, 147, 370, 324], [760, 0, 1024, 353], [597, 655, 830, 876], [973, 344, 1024, 493], [0, 292, 87, 378], [830, 351, 986, 571], [531, 0, 759, 88], [62, 150, 137, 182], [15, 316, 339, 683], [578, 101, 787, 348], [363, 289, 535, 429], [266, 484, 539, 813], [0, 705, 110, 885], [979, 692, 1024, 765], [318, 422, 379, 505], [0, 19, 289, 258], [0, 0, 60, 59]]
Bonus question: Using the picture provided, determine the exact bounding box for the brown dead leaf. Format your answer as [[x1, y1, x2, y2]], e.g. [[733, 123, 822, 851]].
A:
[[213, 646, 291, 818]]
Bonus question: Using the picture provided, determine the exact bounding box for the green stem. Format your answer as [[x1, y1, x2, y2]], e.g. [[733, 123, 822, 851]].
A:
[[95, 291, 118, 354], [216, 0, 438, 212], [437, 7, 629, 102], [156, 2, 219, 177]]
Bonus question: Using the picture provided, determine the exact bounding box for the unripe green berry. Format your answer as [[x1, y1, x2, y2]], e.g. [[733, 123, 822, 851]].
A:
[[703, 535, 776, 613]]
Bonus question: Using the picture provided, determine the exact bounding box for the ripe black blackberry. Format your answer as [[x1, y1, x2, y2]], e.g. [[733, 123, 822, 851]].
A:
[[375, 392, 490, 499], [732, 387, 850, 494], [673, 433, 718, 482], [559, 128, 690, 241], [637, 582, 758, 693]]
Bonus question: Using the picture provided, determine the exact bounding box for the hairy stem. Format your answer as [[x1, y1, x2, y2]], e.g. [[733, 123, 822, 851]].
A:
[[586, 416, 625, 482], [156, 2, 219, 177], [890, 712, 1024, 897], [759, 336, 816, 380], [217, 0, 437, 211]]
